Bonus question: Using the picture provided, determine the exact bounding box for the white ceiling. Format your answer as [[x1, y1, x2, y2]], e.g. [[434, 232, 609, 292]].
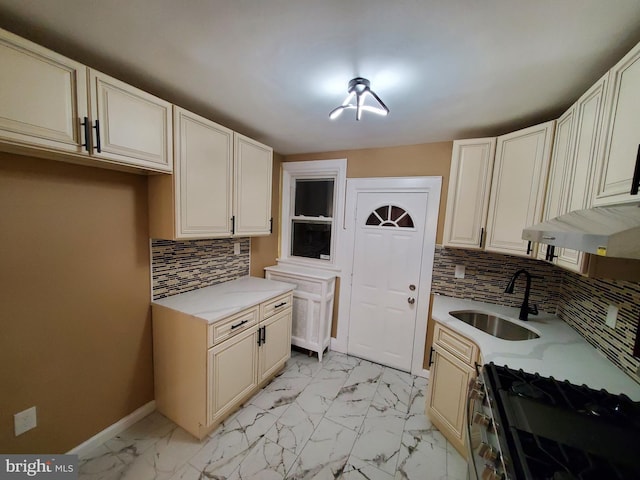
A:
[[1, 1, 640, 155]]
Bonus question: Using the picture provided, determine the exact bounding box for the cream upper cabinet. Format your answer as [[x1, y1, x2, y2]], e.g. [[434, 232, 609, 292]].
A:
[[148, 115, 272, 239], [148, 108, 233, 239], [88, 69, 173, 172], [555, 74, 609, 273], [485, 121, 555, 257], [0, 27, 172, 173], [443, 138, 496, 249], [537, 109, 575, 262], [0, 28, 88, 154], [233, 133, 273, 236], [594, 41, 640, 206]]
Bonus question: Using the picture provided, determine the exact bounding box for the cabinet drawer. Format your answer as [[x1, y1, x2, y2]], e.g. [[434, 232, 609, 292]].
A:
[[261, 292, 293, 320], [434, 323, 478, 366], [208, 306, 259, 347]]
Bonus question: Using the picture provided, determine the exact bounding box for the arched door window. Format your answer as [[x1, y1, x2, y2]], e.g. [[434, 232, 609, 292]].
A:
[[365, 205, 414, 228]]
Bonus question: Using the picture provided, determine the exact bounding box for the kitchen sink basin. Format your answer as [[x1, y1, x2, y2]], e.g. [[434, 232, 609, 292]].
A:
[[449, 310, 540, 341]]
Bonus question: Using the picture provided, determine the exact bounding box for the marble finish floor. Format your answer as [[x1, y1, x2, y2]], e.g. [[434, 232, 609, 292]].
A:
[[79, 350, 467, 480]]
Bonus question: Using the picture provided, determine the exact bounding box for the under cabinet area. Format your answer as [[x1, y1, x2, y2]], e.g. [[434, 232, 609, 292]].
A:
[[426, 322, 479, 458], [151, 278, 293, 439], [0, 27, 173, 173], [148, 109, 273, 239]]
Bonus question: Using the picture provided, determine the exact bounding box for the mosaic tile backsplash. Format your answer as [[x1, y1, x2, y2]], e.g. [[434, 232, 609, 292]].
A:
[[557, 272, 640, 383], [431, 246, 562, 314], [151, 238, 250, 300], [431, 245, 640, 384]]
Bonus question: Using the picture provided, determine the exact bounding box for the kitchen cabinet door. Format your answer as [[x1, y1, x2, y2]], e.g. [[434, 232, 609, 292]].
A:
[[594, 41, 640, 206], [208, 325, 259, 423], [89, 69, 173, 172], [258, 309, 292, 383], [537, 108, 575, 262], [485, 121, 555, 257], [556, 74, 609, 273], [233, 133, 273, 236], [426, 345, 473, 458], [443, 138, 496, 249], [0, 28, 88, 154]]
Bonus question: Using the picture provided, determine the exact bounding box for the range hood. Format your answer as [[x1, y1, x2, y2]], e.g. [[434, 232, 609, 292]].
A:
[[522, 204, 640, 259]]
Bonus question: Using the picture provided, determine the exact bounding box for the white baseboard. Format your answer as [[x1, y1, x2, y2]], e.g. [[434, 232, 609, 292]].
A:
[[329, 338, 347, 354], [67, 400, 156, 457]]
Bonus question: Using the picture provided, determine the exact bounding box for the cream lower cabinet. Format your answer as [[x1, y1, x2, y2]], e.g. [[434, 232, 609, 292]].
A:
[[426, 322, 479, 458], [485, 121, 555, 257], [153, 291, 292, 439]]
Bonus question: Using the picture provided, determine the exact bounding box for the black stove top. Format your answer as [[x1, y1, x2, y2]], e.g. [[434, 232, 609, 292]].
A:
[[483, 363, 640, 480]]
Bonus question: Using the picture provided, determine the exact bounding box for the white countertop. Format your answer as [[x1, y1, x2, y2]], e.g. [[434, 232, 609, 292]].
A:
[[152, 276, 296, 324], [432, 295, 640, 401]]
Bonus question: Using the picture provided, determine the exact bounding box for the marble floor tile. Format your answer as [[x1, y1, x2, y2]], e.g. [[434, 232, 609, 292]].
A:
[[350, 405, 406, 475], [395, 414, 448, 480], [227, 437, 297, 480], [77, 353, 467, 480], [78, 444, 126, 480], [115, 426, 203, 480], [188, 405, 278, 478], [372, 367, 414, 414], [265, 402, 323, 455], [248, 375, 312, 417], [343, 456, 395, 480], [104, 411, 175, 457], [287, 418, 358, 480]]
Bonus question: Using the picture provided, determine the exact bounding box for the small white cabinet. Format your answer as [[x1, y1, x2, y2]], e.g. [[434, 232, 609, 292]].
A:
[[594, 41, 640, 206], [152, 282, 293, 439], [443, 138, 496, 249], [148, 113, 273, 239], [485, 121, 555, 257], [265, 264, 336, 361]]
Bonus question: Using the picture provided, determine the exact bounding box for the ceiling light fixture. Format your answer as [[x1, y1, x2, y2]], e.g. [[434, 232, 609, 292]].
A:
[[329, 77, 389, 121]]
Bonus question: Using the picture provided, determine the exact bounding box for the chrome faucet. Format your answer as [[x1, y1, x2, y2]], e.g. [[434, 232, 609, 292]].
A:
[[504, 269, 538, 321]]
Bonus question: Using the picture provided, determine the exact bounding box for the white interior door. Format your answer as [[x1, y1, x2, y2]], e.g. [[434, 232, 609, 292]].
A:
[[347, 191, 428, 372]]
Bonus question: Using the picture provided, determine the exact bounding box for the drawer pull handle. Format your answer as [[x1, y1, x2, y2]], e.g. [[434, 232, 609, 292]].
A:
[[231, 319, 249, 330], [274, 302, 287, 308]]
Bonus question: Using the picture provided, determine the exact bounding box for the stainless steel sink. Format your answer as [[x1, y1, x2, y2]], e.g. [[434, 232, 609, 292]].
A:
[[449, 310, 540, 341]]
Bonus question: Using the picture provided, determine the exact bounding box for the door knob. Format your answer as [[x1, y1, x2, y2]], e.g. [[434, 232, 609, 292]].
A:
[[408, 297, 415, 304]]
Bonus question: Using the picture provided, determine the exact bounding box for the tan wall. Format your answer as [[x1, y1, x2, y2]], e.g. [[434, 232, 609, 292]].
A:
[[250, 152, 282, 277], [284, 141, 453, 244], [0, 153, 154, 453]]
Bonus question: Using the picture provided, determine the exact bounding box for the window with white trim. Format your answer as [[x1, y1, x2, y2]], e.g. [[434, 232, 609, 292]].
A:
[[281, 159, 346, 266]]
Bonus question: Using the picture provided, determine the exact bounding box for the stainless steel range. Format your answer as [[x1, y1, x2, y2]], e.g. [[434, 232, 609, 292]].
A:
[[468, 363, 640, 480]]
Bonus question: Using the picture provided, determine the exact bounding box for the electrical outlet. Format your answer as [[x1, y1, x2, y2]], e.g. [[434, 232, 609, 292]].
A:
[[454, 265, 465, 279], [14, 406, 37, 436], [233, 242, 240, 255], [605, 304, 618, 329]]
